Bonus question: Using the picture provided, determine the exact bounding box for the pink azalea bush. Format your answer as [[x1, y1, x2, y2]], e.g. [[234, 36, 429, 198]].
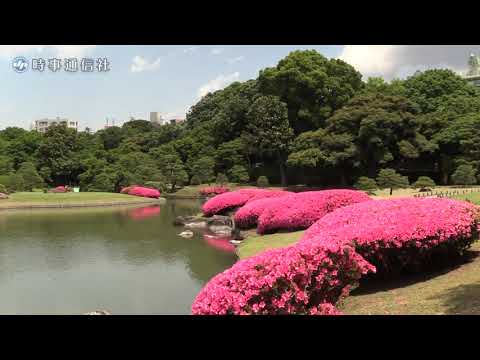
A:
[[192, 197, 480, 315], [235, 195, 291, 229], [202, 189, 289, 217], [256, 190, 371, 234], [301, 198, 480, 274], [199, 186, 230, 196], [127, 186, 161, 199], [191, 242, 374, 315]]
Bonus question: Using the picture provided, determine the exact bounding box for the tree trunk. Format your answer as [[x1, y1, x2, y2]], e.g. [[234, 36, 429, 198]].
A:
[[390, 187, 393, 196], [278, 152, 288, 188]]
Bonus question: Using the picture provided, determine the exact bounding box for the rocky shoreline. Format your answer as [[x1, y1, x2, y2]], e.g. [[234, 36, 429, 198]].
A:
[[174, 214, 246, 243]]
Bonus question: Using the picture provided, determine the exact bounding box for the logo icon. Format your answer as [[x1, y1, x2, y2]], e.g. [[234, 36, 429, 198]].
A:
[[12, 56, 28, 73]]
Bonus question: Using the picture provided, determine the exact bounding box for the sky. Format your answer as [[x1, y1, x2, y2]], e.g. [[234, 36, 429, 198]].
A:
[[1, 45, 479, 131]]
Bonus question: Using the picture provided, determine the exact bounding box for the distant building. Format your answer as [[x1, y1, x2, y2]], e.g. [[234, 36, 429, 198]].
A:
[[31, 117, 78, 133], [104, 118, 118, 129], [150, 112, 164, 125], [168, 117, 185, 125], [463, 53, 480, 87]]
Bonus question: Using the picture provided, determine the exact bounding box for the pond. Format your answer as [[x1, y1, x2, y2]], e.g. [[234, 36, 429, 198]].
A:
[[0, 200, 237, 314]]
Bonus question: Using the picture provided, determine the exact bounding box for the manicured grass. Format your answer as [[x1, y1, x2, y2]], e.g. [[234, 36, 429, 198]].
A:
[[453, 191, 480, 205], [237, 228, 480, 314], [236, 230, 303, 259], [372, 186, 480, 199], [166, 183, 283, 198], [0, 192, 163, 209]]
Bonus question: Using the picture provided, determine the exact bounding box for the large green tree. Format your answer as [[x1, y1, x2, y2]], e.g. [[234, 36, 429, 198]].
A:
[[258, 49, 363, 133], [245, 95, 294, 187]]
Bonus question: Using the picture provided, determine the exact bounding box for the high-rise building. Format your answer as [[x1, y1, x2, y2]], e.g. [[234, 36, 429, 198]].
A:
[[31, 117, 78, 133], [463, 53, 480, 87], [150, 112, 164, 124]]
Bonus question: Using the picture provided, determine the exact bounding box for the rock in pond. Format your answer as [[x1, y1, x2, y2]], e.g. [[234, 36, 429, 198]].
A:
[[209, 225, 232, 236], [179, 230, 194, 238]]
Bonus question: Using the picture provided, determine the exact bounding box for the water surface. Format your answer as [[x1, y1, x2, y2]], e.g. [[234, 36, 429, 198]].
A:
[[0, 200, 237, 314]]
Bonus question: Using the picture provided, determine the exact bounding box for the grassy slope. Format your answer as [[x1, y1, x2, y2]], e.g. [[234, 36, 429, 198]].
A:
[[166, 184, 283, 198], [236, 190, 480, 314], [0, 192, 162, 209]]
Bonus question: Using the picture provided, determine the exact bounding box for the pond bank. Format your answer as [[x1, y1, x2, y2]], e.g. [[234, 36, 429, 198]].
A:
[[0, 192, 166, 211]]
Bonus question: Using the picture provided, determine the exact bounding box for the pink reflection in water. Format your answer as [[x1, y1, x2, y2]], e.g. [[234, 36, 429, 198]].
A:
[[128, 206, 161, 220], [203, 234, 236, 253]]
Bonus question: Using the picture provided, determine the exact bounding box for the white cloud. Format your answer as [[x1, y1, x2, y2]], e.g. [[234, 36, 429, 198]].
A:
[[184, 46, 200, 54], [0, 45, 96, 59], [211, 48, 224, 55], [227, 55, 245, 64], [198, 72, 240, 98], [130, 55, 162, 73], [337, 45, 480, 80]]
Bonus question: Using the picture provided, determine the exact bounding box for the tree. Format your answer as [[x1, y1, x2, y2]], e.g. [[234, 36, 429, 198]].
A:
[[376, 168, 409, 195], [17, 162, 44, 191], [190, 175, 201, 185], [257, 176, 270, 188], [0, 172, 25, 193], [215, 173, 228, 185], [157, 154, 188, 192], [228, 165, 249, 184], [354, 177, 378, 193], [246, 95, 294, 186], [325, 93, 432, 178], [451, 165, 477, 186], [191, 156, 215, 184], [403, 69, 478, 113], [412, 176, 436, 191], [258, 50, 363, 132]]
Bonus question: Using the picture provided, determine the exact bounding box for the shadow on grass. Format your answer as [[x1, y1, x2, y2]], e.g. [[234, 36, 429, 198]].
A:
[[430, 283, 480, 314], [350, 249, 480, 297]]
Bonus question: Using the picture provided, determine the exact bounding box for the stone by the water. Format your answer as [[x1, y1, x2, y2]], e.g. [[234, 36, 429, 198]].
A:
[[229, 240, 242, 245], [0, 193, 8, 200], [179, 230, 194, 238]]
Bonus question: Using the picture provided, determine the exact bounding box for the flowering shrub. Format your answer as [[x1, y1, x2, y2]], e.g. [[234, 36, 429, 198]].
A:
[[50, 186, 68, 193], [301, 198, 480, 274], [235, 194, 292, 229], [256, 190, 371, 234], [127, 186, 161, 199], [202, 189, 289, 217], [120, 186, 134, 194], [199, 186, 230, 197], [191, 242, 374, 315]]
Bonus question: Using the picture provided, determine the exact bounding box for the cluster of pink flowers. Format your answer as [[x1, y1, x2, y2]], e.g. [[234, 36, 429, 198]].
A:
[[191, 241, 374, 315], [123, 186, 161, 199], [256, 190, 371, 234], [300, 198, 480, 273], [50, 186, 69, 193], [199, 186, 230, 196], [202, 189, 290, 217], [234, 195, 291, 229], [192, 197, 480, 315]]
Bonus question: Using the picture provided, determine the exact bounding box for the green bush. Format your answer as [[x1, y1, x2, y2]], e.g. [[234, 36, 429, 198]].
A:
[[452, 165, 477, 186], [215, 173, 229, 185], [257, 176, 270, 188], [144, 181, 166, 192], [412, 176, 436, 190], [229, 165, 250, 183], [354, 177, 378, 193], [0, 183, 7, 194], [0, 173, 25, 193], [190, 175, 201, 185]]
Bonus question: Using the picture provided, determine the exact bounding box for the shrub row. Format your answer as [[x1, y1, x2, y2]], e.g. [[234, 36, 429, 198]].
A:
[[192, 197, 480, 315]]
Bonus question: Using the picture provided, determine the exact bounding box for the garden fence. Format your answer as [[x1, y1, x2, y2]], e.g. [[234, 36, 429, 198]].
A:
[[413, 187, 480, 199]]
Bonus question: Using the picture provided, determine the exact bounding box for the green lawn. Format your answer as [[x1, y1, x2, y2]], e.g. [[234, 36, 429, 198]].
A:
[[0, 192, 163, 209], [166, 183, 283, 198], [237, 227, 480, 315]]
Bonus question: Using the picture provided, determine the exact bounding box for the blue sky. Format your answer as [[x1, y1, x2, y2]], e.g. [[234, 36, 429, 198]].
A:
[[0, 45, 475, 131], [0, 45, 342, 131]]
